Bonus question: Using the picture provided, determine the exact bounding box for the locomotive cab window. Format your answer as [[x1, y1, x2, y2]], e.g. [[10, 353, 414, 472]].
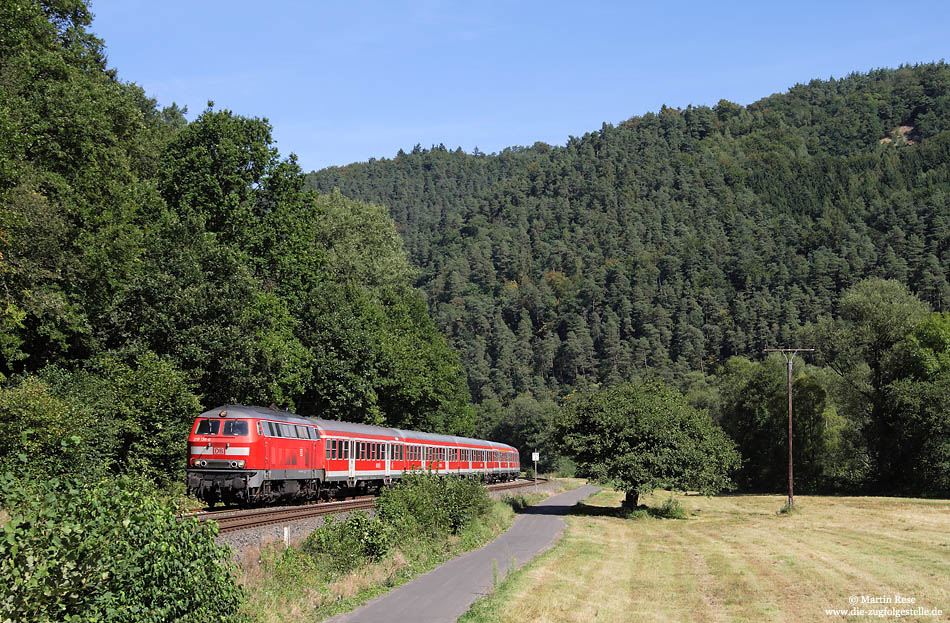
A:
[[222, 420, 248, 436], [195, 419, 220, 435]]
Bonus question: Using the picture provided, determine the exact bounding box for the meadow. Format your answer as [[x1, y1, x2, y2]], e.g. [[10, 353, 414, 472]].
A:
[[461, 489, 949, 623]]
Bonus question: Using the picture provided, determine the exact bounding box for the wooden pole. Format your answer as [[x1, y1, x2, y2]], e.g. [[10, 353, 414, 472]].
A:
[[764, 348, 814, 510]]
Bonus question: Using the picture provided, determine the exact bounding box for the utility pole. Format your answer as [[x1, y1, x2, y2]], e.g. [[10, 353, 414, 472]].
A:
[[764, 347, 815, 509]]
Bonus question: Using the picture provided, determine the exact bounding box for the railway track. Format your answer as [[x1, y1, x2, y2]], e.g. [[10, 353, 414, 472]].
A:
[[190, 478, 544, 533]]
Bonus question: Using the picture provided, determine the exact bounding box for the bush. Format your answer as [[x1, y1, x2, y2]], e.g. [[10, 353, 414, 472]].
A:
[[0, 473, 244, 623], [376, 471, 490, 537], [302, 512, 393, 573], [301, 472, 493, 576], [655, 496, 687, 519], [441, 474, 492, 533], [555, 456, 576, 478]]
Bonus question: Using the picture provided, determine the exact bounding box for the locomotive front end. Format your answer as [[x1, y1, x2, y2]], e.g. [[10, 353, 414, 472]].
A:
[[187, 408, 265, 506]]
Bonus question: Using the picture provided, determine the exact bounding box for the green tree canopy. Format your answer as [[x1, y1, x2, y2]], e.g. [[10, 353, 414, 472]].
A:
[[807, 278, 931, 489], [556, 380, 740, 507]]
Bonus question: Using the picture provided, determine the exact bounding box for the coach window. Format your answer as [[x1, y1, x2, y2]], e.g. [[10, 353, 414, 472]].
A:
[[295, 425, 308, 438], [195, 419, 220, 435]]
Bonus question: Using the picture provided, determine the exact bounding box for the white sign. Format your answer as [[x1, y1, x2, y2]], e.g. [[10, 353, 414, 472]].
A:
[[531, 452, 539, 462]]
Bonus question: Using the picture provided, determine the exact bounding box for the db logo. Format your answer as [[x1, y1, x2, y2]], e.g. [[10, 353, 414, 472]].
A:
[[213, 447, 225, 455]]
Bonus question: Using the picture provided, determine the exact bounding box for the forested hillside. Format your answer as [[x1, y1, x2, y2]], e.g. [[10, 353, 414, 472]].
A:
[[0, 0, 473, 486], [308, 65, 950, 403], [0, 0, 946, 496], [309, 65, 950, 495]]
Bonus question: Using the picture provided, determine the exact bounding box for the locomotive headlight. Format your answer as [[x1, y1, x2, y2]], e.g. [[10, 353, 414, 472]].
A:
[[237, 460, 246, 468]]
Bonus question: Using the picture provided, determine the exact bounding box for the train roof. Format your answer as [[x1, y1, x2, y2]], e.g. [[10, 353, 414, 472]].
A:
[[197, 405, 517, 452]]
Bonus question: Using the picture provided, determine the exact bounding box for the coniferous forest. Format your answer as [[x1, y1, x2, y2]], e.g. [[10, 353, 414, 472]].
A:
[[1, 0, 948, 498], [308, 65, 950, 495]]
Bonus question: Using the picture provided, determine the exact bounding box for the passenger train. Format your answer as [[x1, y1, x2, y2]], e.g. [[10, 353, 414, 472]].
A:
[[187, 405, 520, 506]]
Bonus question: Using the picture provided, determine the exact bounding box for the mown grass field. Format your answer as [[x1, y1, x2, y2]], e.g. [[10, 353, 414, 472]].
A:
[[461, 489, 949, 623]]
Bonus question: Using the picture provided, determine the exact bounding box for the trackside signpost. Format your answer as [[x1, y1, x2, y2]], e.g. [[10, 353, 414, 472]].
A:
[[532, 451, 539, 487]]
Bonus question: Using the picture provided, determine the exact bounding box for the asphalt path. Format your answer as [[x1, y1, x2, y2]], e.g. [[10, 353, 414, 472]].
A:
[[328, 483, 600, 623]]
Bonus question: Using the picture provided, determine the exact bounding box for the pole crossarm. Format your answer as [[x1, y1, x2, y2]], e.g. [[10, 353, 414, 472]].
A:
[[764, 348, 816, 353]]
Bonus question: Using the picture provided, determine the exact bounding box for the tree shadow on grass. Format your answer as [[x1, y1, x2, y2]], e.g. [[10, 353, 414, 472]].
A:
[[568, 501, 685, 520]]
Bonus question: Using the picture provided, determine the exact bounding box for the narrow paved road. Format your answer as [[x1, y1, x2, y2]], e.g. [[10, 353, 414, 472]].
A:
[[328, 484, 600, 623]]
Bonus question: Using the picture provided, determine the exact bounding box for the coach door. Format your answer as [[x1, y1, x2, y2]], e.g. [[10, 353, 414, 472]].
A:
[[385, 443, 391, 478], [348, 440, 356, 480]]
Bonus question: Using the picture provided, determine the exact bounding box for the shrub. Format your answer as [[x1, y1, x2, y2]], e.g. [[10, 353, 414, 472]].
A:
[[376, 471, 490, 537], [301, 473, 493, 576], [375, 470, 446, 537], [0, 473, 244, 623], [656, 496, 687, 519], [302, 512, 393, 573], [441, 474, 491, 534]]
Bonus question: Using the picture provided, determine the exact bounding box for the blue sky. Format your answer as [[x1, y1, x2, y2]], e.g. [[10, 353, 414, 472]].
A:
[[89, 1, 949, 172]]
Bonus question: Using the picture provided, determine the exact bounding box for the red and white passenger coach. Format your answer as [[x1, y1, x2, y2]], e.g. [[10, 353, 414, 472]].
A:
[[187, 405, 520, 506]]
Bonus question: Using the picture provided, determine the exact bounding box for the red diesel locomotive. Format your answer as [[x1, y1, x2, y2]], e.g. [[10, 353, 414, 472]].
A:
[[187, 405, 520, 506]]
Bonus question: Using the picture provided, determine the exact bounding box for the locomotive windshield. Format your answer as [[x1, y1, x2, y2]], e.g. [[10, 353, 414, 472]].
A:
[[195, 419, 220, 435], [223, 420, 249, 436]]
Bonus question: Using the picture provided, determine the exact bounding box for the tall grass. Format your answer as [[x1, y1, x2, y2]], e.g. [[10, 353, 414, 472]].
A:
[[241, 474, 513, 622]]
